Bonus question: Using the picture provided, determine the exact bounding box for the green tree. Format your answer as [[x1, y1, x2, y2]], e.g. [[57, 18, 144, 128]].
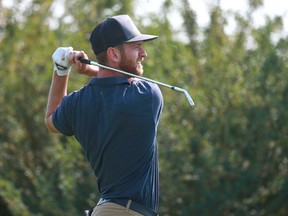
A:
[[155, 1, 288, 215]]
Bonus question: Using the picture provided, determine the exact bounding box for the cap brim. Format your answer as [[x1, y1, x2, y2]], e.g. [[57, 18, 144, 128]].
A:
[[126, 34, 158, 43]]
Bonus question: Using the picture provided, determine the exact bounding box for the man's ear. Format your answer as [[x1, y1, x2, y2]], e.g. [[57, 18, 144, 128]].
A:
[[107, 47, 121, 63]]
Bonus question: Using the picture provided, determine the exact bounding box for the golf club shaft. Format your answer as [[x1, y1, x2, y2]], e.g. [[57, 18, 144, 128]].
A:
[[78, 58, 194, 106]]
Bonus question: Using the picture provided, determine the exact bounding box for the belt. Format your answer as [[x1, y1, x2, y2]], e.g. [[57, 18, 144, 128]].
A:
[[98, 198, 158, 216]]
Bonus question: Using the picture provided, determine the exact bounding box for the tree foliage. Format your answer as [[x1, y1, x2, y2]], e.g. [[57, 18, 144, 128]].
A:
[[0, 0, 288, 215]]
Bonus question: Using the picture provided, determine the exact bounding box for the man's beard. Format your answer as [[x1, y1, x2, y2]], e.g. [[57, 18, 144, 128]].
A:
[[118, 53, 143, 77]]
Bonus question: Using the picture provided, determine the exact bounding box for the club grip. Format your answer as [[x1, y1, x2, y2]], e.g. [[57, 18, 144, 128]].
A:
[[78, 58, 91, 65]]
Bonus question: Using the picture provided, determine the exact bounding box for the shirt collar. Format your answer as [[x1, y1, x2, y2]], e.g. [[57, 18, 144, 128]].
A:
[[88, 77, 130, 86]]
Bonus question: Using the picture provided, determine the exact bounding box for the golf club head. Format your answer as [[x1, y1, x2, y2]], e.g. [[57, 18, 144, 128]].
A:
[[172, 86, 194, 106], [183, 90, 195, 106]]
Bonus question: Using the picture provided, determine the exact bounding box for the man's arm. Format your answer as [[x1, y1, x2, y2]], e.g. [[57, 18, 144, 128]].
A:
[[45, 47, 72, 133], [45, 48, 99, 133], [45, 72, 69, 133]]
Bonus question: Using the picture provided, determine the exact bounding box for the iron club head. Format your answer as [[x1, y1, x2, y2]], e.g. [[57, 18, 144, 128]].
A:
[[183, 90, 195, 106]]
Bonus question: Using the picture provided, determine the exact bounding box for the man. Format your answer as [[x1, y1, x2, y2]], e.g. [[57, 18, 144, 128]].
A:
[[45, 14, 163, 216]]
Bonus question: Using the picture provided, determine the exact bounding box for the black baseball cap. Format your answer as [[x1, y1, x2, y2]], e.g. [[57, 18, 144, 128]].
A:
[[90, 14, 158, 55]]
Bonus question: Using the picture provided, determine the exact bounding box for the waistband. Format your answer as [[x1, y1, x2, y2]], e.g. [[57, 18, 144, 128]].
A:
[[98, 198, 158, 216]]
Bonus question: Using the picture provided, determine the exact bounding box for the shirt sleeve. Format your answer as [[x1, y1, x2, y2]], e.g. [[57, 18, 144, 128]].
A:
[[151, 83, 164, 124], [52, 94, 75, 136]]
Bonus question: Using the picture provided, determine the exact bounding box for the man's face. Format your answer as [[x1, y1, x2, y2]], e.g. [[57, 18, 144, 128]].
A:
[[118, 41, 147, 76]]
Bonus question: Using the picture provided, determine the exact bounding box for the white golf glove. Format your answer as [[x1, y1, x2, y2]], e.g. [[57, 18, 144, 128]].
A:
[[52, 47, 73, 76]]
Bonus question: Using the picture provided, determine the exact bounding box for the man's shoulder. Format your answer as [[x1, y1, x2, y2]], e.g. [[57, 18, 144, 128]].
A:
[[133, 79, 161, 91]]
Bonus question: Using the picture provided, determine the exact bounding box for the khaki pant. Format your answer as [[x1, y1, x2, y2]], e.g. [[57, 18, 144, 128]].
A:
[[92, 202, 144, 216]]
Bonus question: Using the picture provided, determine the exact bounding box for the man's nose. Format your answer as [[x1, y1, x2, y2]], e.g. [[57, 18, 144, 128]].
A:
[[139, 47, 147, 58]]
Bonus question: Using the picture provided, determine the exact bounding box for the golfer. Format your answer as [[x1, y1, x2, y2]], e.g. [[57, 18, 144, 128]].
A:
[[45, 14, 163, 216]]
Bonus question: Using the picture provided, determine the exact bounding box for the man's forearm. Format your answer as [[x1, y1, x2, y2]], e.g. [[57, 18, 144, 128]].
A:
[[85, 65, 99, 77], [45, 72, 69, 131]]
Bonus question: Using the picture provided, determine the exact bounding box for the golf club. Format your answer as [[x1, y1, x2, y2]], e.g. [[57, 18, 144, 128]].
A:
[[78, 58, 195, 107]]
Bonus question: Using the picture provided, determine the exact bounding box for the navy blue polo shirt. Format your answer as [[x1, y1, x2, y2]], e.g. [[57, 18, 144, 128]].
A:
[[52, 76, 163, 212]]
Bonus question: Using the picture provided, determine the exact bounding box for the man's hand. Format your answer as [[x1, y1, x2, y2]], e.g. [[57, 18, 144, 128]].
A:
[[69, 50, 99, 77], [52, 47, 73, 76]]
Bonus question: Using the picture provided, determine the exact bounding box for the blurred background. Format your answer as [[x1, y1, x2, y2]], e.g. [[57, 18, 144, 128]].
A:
[[0, 0, 288, 215]]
